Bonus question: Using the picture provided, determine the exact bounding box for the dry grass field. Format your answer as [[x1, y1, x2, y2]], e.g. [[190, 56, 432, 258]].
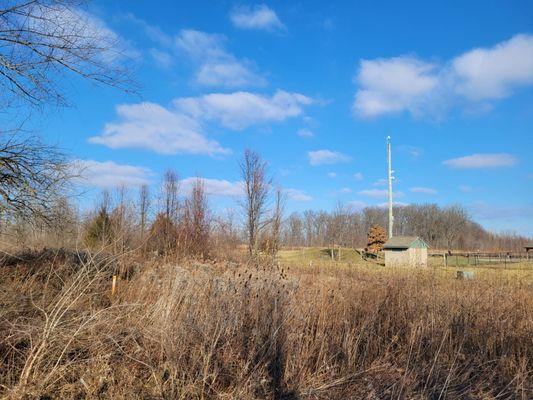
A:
[[0, 248, 532, 399]]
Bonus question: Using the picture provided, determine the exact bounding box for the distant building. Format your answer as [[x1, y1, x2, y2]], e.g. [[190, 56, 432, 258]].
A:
[[383, 236, 429, 267], [525, 243, 533, 259]]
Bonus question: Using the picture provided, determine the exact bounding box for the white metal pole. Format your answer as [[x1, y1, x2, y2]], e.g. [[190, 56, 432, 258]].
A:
[[387, 136, 394, 239]]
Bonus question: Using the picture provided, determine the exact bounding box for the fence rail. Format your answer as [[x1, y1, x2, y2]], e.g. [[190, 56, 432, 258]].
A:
[[429, 251, 532, 267]]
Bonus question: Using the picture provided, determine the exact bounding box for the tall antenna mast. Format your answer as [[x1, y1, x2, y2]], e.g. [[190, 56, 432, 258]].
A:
[[387, 136, 394, 238]]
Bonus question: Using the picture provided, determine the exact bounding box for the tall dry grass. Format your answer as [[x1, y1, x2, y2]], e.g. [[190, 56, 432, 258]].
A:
[[0, 250, 531, 399]]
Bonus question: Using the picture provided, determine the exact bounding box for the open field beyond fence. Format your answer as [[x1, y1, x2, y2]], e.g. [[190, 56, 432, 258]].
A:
[[0, 248, 532, 399]]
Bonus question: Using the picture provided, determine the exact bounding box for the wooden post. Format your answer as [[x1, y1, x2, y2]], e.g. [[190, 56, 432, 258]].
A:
[[111, 275, 117, 297]]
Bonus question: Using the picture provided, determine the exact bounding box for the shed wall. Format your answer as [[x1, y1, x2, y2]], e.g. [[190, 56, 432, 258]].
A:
[[384, 248, 427, 267]]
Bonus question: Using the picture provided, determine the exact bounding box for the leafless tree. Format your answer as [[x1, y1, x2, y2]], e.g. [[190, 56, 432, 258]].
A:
[[0, 134, 70, 222], [441, 205, 468, 250], [182, 178, 210, 258], [0, 0, 135, 110], [138, 183, 150, 240], [265, 187, 284, 256], [161, 169, 179, 223], [0, 1, 136, 223], [239, 149, 271, 257]]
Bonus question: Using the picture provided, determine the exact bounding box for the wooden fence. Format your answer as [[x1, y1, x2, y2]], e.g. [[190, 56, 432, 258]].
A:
[[429, 251, 532, 267]]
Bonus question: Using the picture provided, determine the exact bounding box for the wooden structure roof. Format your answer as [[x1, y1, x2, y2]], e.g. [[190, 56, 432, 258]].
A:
[[383, 236, 429, 250]]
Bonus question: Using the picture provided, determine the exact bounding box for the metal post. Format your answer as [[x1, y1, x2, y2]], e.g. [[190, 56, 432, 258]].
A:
[[387, 136, 394, 239]]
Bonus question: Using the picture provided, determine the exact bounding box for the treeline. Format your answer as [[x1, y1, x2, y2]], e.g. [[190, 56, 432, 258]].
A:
[[283, 204, 530, 252], [0, 151, 529, 256]]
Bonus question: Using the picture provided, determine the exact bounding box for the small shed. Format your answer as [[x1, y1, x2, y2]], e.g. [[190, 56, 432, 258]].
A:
[[383, 236, 429, 267], [525, 243, 533, 253]]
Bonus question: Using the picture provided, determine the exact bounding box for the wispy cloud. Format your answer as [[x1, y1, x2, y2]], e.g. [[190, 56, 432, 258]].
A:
[[399, 145, 423, 157], [308, 150, 351, 166], [181, 177, 244, 196], [149, 48, 173, 68], [409, 187, 437, 195], [126, 17, 266, 88], [358, 189, 404, 198], [175, 29, 266, 87], [284, 188, 312, 201], [297, 128, 314, 137], [327, 172, 337, 178], [353, 172, 364, 181], [230, 5, 285, 32], [347, 200, 367, 210], [443, 153, 517, 169], [469, 201, 533, 220], [73, 159, 152, 189], [353, 34, 533, 118]]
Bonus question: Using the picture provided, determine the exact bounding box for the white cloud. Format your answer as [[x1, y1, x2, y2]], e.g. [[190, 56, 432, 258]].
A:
[[353, 57, 438, 117], [452, 34, 533, 100], [373, 178, 387, 187], [91, 90, 313, 155], [73, 160, 152, 189], [340, 187, 352, 194], [308, 150, 351, 166], [175, 29, 265, 87], [195, 61, 265, 87], [409, 187, 437, 195], [358, 189, 404, 199], [443, 153, 517, 169], [347, 200, 367, 210], [150, 48, 173, 68], [353, 34, 533, 118], [353, 172, 364, 181], [181, 177, 244, 197], [297, 128, 314, 137], [89, 102, 230, 156], [32, 7, 139, 65], [175, 90, 313, 130], [327, 172, 337, 178], [469, 201, 533, 220], [459, 185, 472, 193], [399, 145, 423, 157], [378, 201, 409, 208], [230, 5, 285, 32], [284, 188, 312, 202]]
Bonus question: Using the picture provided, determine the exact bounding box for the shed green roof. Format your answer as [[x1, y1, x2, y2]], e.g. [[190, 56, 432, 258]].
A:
[[383, 236, 429, 249]]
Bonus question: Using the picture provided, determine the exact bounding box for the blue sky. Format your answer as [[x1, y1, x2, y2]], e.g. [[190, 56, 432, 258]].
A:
[[38, 1, 533, 236]]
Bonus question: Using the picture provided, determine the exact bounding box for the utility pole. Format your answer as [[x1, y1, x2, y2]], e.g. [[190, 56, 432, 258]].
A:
[[387, 136, 394, 239]]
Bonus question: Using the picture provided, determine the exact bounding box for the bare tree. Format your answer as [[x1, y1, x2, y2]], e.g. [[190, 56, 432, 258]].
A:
[[138, 183, 150, 240], [0, 134, 70, 222], [441, 205, 468, 250], [0, 0, 134, 110], [0, 1, 136, 222], [182, 178, 210, 258], [268, 187, 285, 256], [161, 169, 179, 223], [239, 149, 271, 257]]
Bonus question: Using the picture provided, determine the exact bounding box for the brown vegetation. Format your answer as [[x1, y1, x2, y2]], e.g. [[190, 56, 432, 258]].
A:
[[366, 224, 387, 253], [0, 249, 531, 399]]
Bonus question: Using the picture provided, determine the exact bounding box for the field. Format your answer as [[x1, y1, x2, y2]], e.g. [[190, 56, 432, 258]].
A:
[[0, 248, 532, 399]]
